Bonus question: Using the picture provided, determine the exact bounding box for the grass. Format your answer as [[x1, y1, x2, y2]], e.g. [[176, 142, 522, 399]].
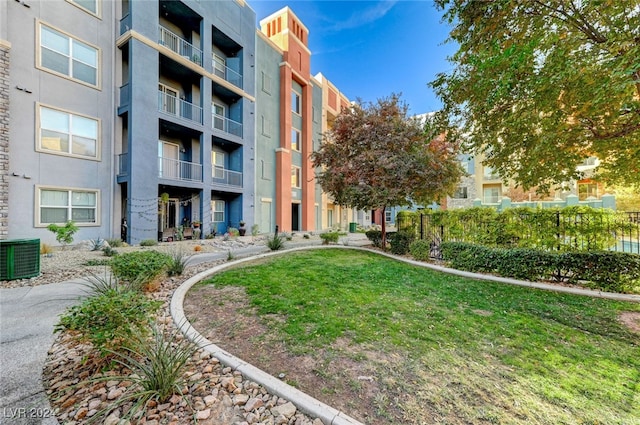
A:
[[198, 249, 640, 424]]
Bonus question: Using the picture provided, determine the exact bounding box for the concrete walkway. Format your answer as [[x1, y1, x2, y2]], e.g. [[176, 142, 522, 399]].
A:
[[2, 232, 638, 425]]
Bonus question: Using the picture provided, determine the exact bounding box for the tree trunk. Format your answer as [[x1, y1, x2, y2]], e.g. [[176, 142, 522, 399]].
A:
[[381, 205, 387, 249]]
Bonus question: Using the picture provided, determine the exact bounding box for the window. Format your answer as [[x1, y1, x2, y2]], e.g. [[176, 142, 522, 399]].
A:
[[453, 186, 468, 199], [211, 200, 225, 223], [460, 160, 469, 173], [67, 0, 98, 15], [483, 165, 499, 180], [212, 102, 226, 131], [292, 90, 300, 114], [291, 128, 301, 151], [385, 210, 392, 223], [291, 166, 301, 188], [212, 150, 225, 179], [483, 186, 501, 203], [38, 187, 98, 225], [39, 23, 99, 87], [38, 105, 99, 159], [159, 84, 179, 115], [213, 54, 226, 80]]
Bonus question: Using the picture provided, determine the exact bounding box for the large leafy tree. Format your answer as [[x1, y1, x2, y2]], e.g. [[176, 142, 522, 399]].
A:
[[312, 95, 463, 246], [431, 0, 640, 193]]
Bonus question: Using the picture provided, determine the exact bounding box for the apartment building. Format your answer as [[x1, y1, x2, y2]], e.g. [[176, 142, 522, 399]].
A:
[[1, 0, 353, 244]]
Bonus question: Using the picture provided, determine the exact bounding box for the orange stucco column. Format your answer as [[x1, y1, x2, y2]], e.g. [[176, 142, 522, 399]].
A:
[[276, 64, 293, 232]]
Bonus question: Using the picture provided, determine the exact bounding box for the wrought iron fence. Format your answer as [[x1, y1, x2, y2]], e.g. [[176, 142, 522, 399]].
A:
[[397, 211, 640, 259]]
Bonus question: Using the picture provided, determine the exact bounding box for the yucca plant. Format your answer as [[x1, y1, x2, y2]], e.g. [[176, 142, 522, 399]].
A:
[[266, 233, 284, 251], [87, 325, 200, 423], [166, 248, 189, 276]]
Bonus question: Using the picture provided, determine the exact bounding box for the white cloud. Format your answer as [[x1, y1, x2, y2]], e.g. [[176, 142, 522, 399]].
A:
[[324, 0, 399, 31]]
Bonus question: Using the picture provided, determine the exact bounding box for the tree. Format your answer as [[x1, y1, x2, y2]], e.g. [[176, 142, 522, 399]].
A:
[[312, 94, 464, 247], [431, 0, 640, 194], [47, 220, 79, 249]]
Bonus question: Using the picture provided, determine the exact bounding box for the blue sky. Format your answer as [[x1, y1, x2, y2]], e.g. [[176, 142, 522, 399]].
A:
[[249, 0, 457, 115]]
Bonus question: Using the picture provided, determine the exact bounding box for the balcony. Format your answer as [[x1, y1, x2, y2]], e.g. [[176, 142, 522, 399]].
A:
[[212, 114, 242, 138], [212, 166, 242, 188], [158, 26, 203, 67], [118, 153, 128, 176], [158, 90, 203, 124], [213, 55, 243, 89], [159, 157, 203, 182], [119, 14, 132, 36]]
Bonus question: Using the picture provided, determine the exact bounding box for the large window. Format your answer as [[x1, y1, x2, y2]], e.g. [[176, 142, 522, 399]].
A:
[[38, 187, 98, 225], [291, 166, 301, 188], [483, 186, 501, 203], [38, 105, 99, 159], [39, 23, 99, 87], [211, 200, 225, 223], [291, 128, 301, 151]]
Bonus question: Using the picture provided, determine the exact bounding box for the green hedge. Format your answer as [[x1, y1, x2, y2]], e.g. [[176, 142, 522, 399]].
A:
[[110, 250, 171, 288], [440, 242, 640, 294], [390, 231, 415, 255]]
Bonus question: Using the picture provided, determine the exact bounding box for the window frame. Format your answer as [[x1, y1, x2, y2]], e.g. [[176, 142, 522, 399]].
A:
[[211, 200, 225, 223], [37, 20, 101, 89], [36, 185, 100, 227], [453, 186, 468, 199], [291, 90, 301, 115], [66, 0, 101, 18], [36, 103, 101, 161], [291, 166, 301, 189], [291, 128, 301, 151]]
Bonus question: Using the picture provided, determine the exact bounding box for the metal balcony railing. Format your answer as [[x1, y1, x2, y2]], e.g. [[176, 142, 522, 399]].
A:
[[118, 153, 129, 176], [212, 166, 243, 187], [158, 157, 203, 182], [158, 26, 203, 66], [158, 91, 203, 124], [212, 113, 242, 137], [212, 56, 243, 89], [118, 84, 129, 108]]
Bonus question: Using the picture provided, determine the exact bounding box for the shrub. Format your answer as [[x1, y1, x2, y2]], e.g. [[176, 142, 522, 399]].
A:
[[106, 238, 123, 248], [166, 249, 188, 276], [55, 287, 161, 355], [390, 231, 415, 255], [365, 229, 383, 248], [267, 234, 284, 251], [47, 220, 78, 248], [320, 231, 340, 245], [110, 250, 171, 291], [227, 227, 240, 237], [440, 242, 640, 293], [251, 224, 260, 236], [84, 259, 111, 266], [102, 246, 118, 257], [140, 239, 158, 247], [40, 243, 53, 255], [409, 240, 432, 261]]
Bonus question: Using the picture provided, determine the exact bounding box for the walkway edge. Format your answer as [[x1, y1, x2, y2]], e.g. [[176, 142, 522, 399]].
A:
[[171, 245, 640, 424], [171, 246, 366, 425]]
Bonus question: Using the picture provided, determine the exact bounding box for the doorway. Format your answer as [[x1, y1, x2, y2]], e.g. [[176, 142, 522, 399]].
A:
[[291, 203, 300, 231]]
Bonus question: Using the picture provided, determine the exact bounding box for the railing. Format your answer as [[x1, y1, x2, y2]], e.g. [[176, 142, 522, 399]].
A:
[[118, 84, 129, 108], [212, 166, 242, 187], [398, 210, 640, 259], [212, 113, 242, 137], [158, 157, 203, 182], [158, 26, 203, 67], [212, 56, 243, 89], [158, 90, 203, 124], [118, 153, 128, 176]]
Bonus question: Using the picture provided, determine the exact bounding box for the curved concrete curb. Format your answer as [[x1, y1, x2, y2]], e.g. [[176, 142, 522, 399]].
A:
[[171, 245, 640, 425], [171, 246, 366, 425]]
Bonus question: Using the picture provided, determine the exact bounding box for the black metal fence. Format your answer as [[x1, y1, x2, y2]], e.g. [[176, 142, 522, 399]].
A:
[[397, 211, 640, 259]]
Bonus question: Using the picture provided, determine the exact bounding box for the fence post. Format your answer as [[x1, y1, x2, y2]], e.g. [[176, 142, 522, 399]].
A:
[[420, 214, 424, 240], [555, 211, 561, 251]]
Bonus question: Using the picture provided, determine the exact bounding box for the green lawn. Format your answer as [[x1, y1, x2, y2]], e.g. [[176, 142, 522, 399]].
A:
[[198, 249, 640, 424]]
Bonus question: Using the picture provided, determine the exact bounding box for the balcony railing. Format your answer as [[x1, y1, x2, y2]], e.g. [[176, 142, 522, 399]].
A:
[[158, 91, 203, 124], [212, 166, 243, 187], [213, 56, 243, 89], [118, 153, 129, 176], [158, 26, 203, 66], [158, 157, 203, 182], [119, 14, 132, 36], [212, 114, 242, 137], [118, 84, 129, 109]]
